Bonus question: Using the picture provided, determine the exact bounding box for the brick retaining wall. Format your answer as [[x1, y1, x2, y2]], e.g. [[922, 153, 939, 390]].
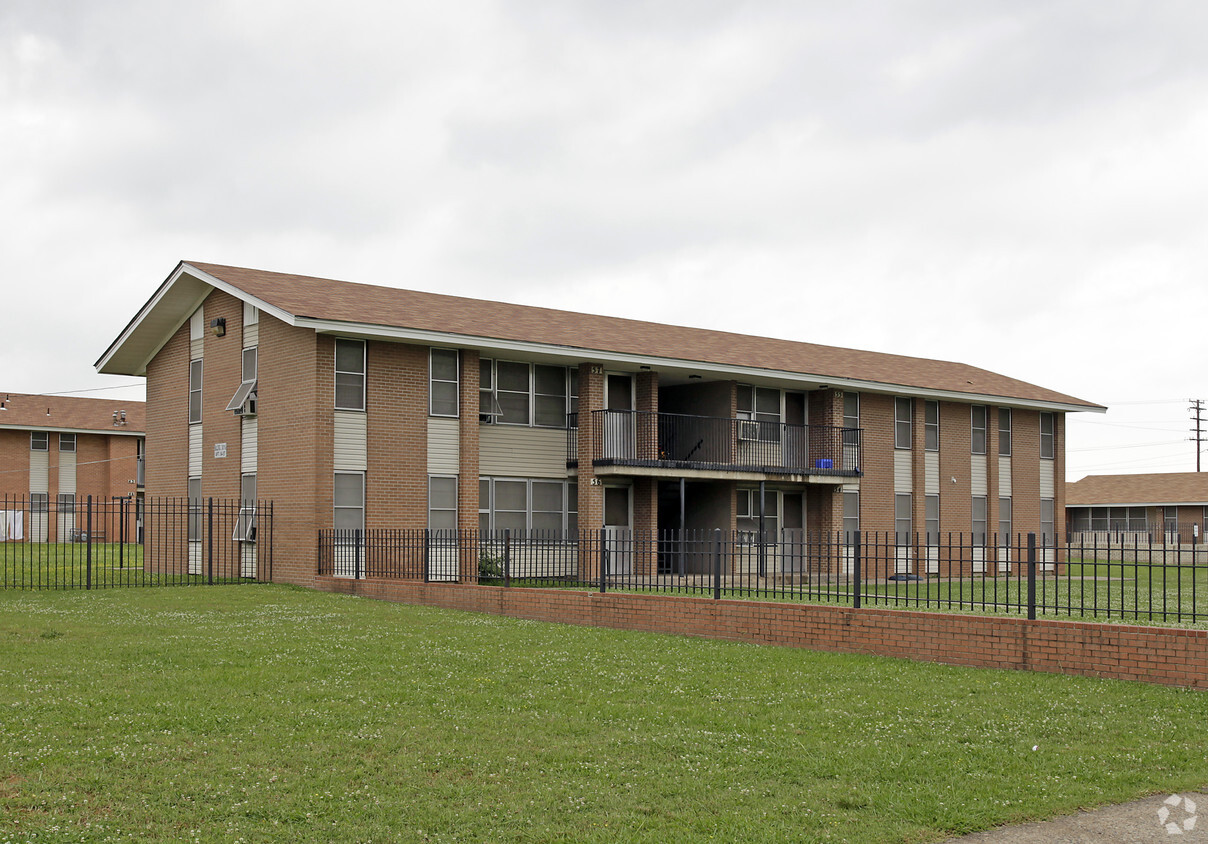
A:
[[315, 577, 1208, 690]]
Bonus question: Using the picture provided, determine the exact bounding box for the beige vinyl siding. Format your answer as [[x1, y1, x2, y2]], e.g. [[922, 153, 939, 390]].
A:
[[333, 410, 368, 472], [58, 451, 76, 494], [480, 426, 567, 478], [243, 322, 258, 347], [1039, 460, 1055, 499], [971, 454, 988, 496], [893, 449, 912, 494], [29, 450, 49, 494], [924, 451, 939, 496], [241, 416, 258, 474], [189, 425, 202, 475], [427, 417, 460, 475], [998, 455, 1012, 498]]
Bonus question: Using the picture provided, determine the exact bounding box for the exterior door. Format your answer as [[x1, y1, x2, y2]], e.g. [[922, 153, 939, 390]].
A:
[[603, 485, 632, 575], [603, 374, 635, 460]]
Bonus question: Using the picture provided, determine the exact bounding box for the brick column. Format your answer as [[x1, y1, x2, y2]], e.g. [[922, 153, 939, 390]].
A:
[[576, 364, 606, 579], [458, 349, 481, 578]]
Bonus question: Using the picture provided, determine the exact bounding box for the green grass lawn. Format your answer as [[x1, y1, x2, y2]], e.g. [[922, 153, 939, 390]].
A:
[[1, 587, 1206, 842]]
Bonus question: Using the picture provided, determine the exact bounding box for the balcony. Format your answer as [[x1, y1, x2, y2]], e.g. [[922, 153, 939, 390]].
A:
[[567, 410, 861, 481]]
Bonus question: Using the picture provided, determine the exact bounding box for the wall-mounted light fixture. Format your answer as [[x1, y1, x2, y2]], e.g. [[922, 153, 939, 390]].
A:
[[818, 384, 829, 390], [210, 317, 226, 337], [689, 374, 702, 380]]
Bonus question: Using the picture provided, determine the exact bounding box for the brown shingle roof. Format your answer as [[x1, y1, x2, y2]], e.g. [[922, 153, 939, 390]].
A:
[[190, 261, 1101, 409], [1066, 473, 1208, 507], [0, 392, 145, 434]]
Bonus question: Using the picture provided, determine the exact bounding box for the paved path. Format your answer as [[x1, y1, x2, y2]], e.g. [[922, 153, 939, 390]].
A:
[[942, 791, 1206, 842]]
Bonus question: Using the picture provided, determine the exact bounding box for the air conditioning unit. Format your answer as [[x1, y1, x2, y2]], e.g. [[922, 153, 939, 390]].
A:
[[737, 420, 760, 441], [233, 395, 257, 417]]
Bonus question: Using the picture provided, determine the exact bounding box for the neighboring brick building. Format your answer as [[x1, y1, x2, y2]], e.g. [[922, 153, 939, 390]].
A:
[[96, 261, 1103, 586], [1067, 472, 1208, 542], [0, 392, 145, 542]]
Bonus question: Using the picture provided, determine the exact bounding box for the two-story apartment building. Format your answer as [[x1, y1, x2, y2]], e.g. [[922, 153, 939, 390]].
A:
[[96, 261, 1102, 585], [0, 392, 144, 542]]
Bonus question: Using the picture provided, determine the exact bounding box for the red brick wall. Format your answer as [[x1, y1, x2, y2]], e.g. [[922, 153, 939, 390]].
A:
[[365, 341, 427, 529], [316, 578, 1208, 690], [0, 430, 32, 500]]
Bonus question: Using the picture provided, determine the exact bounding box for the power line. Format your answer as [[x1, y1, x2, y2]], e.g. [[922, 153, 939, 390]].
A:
[[1191, 399, 1205, 473], [3, 383, 145, 398]]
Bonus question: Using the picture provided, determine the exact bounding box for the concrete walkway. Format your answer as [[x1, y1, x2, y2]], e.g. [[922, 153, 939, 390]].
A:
[[943, 791, 1206, 842]]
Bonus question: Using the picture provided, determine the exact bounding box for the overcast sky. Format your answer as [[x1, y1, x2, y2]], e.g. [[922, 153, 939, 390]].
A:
[[3, 1, 1206, 480]]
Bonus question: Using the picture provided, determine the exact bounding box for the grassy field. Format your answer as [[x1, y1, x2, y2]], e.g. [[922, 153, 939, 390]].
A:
[[1, 587, 1207, 842]]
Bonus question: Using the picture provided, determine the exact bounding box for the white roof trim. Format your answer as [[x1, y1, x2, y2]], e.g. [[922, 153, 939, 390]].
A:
[[0, 424, 144, 437], [296, 317, 1103, 413]]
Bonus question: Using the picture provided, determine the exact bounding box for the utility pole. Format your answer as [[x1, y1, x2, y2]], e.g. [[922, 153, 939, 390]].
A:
[[1191, 399, 1205, 472]]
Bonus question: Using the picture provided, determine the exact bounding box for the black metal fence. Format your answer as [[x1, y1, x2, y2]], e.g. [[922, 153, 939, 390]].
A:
[[317, 528, 1205, 626], [0, 495, 273, 589]]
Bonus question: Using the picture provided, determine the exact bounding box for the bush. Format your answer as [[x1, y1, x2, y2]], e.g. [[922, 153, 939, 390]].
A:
[[478, 549, 505, 582]]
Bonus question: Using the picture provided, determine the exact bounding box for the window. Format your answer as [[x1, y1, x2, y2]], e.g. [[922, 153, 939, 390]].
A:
[[1040, 412, 1055, 459], [894, 397, 912, 449], [972, 495, 987, 543], [189, 359, 203, 423], [188, 477, 201, 542], [737, 488, 779, 543], [242, 346, 257, 382], [842, 490, 859, 543], [428, 476, 458, 531], [430, 349, 459, 417], [842, 393, 860, 470], [924, 401, 939, 451], [1040, 498, 1055, 545], [226, 347, 259, 413], [534, 365, 568, 427], [971, 405, 987, 455], [738, 386, 783, 441], [998, 408, 1011, 456], [31, 493, 48, 513], [59, 433, 76, 453], [479, 360, 574, 427], [477, 478, 578, 535], [234, 474, 256, 541], [334, 472, 365, 534], [57, 493, 74, 513], [1164, 506, 1178, 531], [894, 493, 912, 545], [925, 494, 940, 544], [999, 497, 1012, 545], [335, 339, 366, 411], [30, 431, 48, 451]]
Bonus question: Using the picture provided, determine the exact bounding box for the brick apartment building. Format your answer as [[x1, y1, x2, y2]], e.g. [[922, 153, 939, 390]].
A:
[[1067, 472, 1208, 543], [96, 261, 1103, 585], [0, 392, 144, 542]]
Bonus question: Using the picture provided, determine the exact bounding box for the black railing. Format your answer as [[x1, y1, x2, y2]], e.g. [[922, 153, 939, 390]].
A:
[[0, 495, 273, 589], [566, 410, 861, 476], [316, 528, 1205, 626]]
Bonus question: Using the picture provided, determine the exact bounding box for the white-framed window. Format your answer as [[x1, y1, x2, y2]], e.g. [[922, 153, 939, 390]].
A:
[[59, 433, 76, 453], [477, 477, 578, 535], [234, 473, 257, 541], [971, 405, 987, 455], [334, 472, 366, 534], [841, 393, 860, 461], [226, 347, 260, 414], [30, 492, 48, 513], [429, 349, 459, 418], [925, 494, 940, 544], [479, 360, 575, 428], [57, 493, 75, 513], [189, 359, 203, 423], [30, 431, 48, 451], [972, 495, 988, 543], [842, 490, 859, 543], [737, 386, 783, 441], [1040, 412, 1055, 459], [428, 476, 458, 531], [188, 477, 201, 542], [334, 339, 366, 411], [999, 497, 1012, 545], [1164, 506, 1178, 531], [737, 488, 779, 543], [1040, 498, 1055, 545], [242, 346, 257, 382], [998, 408, 1012, 456], [894, 493, 912, 545], [924, 401, 939, 452], [894, 397, 912, 450]]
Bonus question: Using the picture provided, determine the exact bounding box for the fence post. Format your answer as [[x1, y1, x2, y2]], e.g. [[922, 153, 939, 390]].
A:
[[86, 495, 93, 590], [852, 529, 861, 609], [423, 529, 430, 583], [206, 498, 214, 585], [354, 529, 363, 580], [1027, 532, 1037, 620], [599, 528, 607, 594], [713, 528, 722, 600], [504, 529, 511, 588]]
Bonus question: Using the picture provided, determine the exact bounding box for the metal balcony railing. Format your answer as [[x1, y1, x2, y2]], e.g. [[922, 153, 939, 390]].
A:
[[566, 410, 861, 476]]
